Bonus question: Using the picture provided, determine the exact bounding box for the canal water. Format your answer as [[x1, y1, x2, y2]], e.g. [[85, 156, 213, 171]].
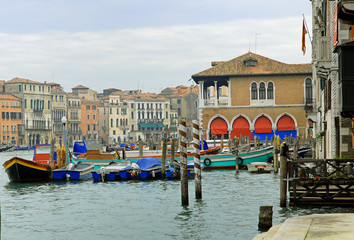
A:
[[1, 150, 354, 240]]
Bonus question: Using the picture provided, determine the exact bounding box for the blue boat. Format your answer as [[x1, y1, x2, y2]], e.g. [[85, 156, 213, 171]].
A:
[[52, 162, 94, 181], [165, 161, 195, 179], [14, 145, 29, 151], [92, 161, 132, 181], [119, 157, 162, 180]]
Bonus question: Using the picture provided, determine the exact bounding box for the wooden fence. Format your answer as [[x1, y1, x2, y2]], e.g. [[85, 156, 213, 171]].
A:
[[287, 158, 354, 206]]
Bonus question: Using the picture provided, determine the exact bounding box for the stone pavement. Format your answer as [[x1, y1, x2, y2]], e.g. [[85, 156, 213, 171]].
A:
[[253, 213, 354, 240]]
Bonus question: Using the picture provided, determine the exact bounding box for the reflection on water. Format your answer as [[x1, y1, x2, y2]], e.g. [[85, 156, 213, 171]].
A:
[[2, 150, 354, 240]]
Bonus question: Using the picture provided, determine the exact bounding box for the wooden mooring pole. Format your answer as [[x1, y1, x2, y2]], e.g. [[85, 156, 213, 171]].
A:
[[258, 205, 273, 231], [234, 137, 239, 173], [192, 120, 202, 199], [280, 143, 289, 207], [161, 138, 167, 179], [171, 138, 175, 163], [179, 118, 188, 206], [138, 136, 143, 158]]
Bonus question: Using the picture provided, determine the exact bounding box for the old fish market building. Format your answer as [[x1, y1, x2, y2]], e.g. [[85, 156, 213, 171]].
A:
[[191, 52, 312, 141]]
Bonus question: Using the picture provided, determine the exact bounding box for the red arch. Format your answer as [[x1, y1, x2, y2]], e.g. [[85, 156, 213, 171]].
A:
[[210, 117, 228, 135], [254, 116, 272, 133], [277, 115, 295, 131], [231, 117, 252, 140]]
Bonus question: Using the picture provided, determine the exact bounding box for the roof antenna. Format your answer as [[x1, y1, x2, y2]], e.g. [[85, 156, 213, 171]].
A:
[[255, 34, 260, 53]]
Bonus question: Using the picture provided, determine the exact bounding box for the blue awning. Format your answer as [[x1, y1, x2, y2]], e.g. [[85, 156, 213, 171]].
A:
[[138, 123, 166, 128]]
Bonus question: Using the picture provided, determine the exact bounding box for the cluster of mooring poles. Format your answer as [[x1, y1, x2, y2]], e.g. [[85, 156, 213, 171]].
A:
[[179, 118, 202, 206]]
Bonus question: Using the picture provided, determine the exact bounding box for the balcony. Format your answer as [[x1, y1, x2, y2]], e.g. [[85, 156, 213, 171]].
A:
[[304, 98, 315, 112]]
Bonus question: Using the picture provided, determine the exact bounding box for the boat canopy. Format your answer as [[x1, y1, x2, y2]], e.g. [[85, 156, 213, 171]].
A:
[[73, 141, 87, 155], [131, 157, 161, 170]]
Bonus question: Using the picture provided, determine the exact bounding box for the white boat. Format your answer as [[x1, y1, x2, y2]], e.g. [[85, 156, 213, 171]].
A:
[[247, 162, 272, 173], [92, 161, 132, 181]]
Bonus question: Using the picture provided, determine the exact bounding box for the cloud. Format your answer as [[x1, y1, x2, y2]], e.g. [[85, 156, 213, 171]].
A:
[[0, 16, 312, 93]]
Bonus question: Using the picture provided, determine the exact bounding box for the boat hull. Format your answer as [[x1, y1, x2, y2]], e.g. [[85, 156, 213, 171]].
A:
[[52, 163, 94, 181], [200, 147, 273, 170], [3, 157, 51, 182]]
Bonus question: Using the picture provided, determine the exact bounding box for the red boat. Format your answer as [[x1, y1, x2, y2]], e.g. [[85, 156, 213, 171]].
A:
[[3, 144, 56, 183]]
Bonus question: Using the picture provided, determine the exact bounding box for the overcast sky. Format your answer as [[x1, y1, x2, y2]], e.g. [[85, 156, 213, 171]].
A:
[[0, 0, 312, 93]]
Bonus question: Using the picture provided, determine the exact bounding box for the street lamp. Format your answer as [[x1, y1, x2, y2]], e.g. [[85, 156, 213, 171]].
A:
[[61, 115, 69, 165]]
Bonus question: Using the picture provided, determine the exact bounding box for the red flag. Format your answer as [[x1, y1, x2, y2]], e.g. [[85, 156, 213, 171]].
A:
[[302, 19, 307, 55]]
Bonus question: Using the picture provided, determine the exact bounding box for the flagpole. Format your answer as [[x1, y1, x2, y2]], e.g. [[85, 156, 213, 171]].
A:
[[303, 14, 312, 44]]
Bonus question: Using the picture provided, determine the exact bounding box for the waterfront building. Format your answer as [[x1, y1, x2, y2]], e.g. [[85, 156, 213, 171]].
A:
[[4, 78, 52, 146], [310, 0, 354, 158], [72, 85, 97, 101], [0, 94, 23, 145], [50, 83, 67, 144], [97, 95, 109, 145], [80, 99, 99, 141], [191, 52, 312, 141], [105, 91, 129, 144], [126, 92, 170, 142], [159, 85, 199, 138], [67, 93, 82, 146]]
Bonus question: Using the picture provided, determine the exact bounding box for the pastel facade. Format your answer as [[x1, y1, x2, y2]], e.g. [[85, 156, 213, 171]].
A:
[[192, 52, 312, 141], [0, 94, 22, 145]]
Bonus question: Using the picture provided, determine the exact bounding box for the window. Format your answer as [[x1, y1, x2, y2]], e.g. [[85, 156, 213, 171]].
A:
[[87, 124, 90, 131], [251, 82, 257, 100], [19, 85, 22, 92], [259, 82, 266, 100], [92, 105, 96, 110], [87, 114, 90, 120], [267, 82, 274, 99], [92, 114, 96, 120], [86, 105, 90, 110], [116, 119, 119, 127], [305, 78, 312, 103], [111, 118, 113, 127]]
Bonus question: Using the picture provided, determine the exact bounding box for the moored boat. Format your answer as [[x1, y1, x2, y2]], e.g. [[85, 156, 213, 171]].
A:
[[247, 162, 273, 173], [52, 162, 94, 181], [3, 144, 57, 182], [201, 146, 273, 170], [119, 157, 162, 180], [92, 161, 132, 181]]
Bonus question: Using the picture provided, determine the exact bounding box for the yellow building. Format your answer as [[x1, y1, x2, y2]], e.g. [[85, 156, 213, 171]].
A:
[[192, 52, 312, 140]]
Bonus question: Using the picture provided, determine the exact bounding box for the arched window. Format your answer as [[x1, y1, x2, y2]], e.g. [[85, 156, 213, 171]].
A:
[[259, 82, 266, 100], [267, 82, 273, 99], [305, 78, 312, 104], [251, 82, 257, 100]]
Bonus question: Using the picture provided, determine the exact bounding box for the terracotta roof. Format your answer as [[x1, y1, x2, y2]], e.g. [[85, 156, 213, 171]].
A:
[[6, 77, 47, 84], [192, 52, 312, 81], [126, 92, 168, 101], [160, 85, 198, 98], [72, 85, 89, 89]]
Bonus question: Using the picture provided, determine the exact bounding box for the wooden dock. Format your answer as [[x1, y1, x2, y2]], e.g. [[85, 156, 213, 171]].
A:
[[286, 158, 354, 206]]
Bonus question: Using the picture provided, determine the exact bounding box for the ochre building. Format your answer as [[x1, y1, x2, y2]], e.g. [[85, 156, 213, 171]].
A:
[[191, 52, 312, 140]]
